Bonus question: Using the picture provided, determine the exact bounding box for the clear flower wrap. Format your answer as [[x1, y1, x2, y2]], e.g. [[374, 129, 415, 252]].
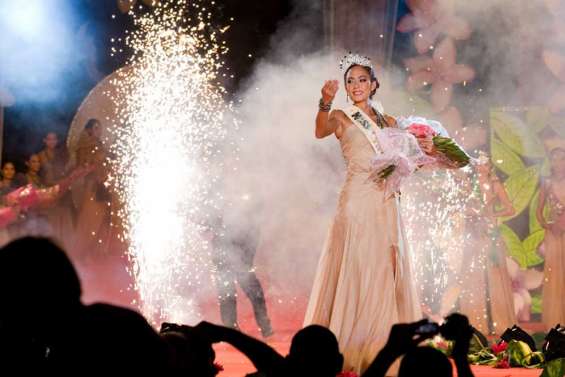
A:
[[369, 116, 470, 195]]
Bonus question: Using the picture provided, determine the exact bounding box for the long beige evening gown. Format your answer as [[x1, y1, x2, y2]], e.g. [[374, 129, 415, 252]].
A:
[[304, 123, 421, 374]]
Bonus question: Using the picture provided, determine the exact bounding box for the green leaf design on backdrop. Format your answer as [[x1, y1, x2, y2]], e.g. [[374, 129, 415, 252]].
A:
[[500, 224, 526, 267], [491, 110, 546, 158], [500, 224, 544, 268], [531, 293, 542, 315], [491, 110, 525, 154], [526, 107, 550, 132], [522, 230, 545, 267], [549, 115, 565, 138], [491, 136, 525, 176], [529, 190, 551, 233], [500, 165, 540, 222]]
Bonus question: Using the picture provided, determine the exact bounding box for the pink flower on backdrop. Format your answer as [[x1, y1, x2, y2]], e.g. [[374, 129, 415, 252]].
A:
[[437, 106, 464, 136], [544, 0, 563, 13], [538, 242, 545, 257], [397, 0, 472, 54], [542, 50, 565, 114], [405, 38, 475, 113], [507, 257, 543, 322], [418, 106, 486, 151]]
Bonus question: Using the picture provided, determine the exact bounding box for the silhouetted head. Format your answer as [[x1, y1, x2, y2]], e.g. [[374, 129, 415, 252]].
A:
[[160, 329, 218, 377], [398, 347, 452, 377], [286, 325, 344, 376], [0, 237, 82, 338]]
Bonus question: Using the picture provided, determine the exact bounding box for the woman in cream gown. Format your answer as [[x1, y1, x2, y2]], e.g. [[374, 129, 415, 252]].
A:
[[304, 61, 422, 374]]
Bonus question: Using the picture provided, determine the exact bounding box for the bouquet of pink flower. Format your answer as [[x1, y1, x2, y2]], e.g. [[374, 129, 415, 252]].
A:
[[4, 185, 41, 210], [369, 116, 470, 195], [369, 127, 436, 197], [370, 152, 417, 197], [406, 123, 439, 138], [399, 116, 471, 168]]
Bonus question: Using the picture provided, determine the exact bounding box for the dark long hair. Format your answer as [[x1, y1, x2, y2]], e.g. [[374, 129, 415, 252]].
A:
[[549, 147, 565, 176], [84, 118, 100, 130]]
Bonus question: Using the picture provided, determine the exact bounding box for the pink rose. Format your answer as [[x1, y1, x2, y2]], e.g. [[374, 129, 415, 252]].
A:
[[495, 357, 510, 369], [491, 341, 508, 355], [407, 123, 438, 138]]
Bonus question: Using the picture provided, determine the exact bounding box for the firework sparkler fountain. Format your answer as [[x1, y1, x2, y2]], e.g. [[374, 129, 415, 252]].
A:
[[108, 1, 235, 325]]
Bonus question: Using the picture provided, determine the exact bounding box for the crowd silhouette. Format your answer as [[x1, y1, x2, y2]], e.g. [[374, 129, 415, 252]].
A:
[[0, 236, 479, 376]]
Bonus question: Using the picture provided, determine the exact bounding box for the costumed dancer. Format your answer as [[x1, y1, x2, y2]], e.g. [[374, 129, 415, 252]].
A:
[[38, 131, 74, 249], [537, 147, 565, 330], [71, 118, 112, 261], [438, 152, 516, 335]]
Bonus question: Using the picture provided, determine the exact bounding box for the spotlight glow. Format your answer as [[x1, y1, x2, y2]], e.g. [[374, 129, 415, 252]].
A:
[[402, 167, 485, 318]]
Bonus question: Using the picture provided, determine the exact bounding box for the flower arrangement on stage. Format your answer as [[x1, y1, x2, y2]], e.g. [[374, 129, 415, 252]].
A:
[[423, 323, 565, 373], [467, 339, 544, 369], [426, 335, 545, 369]]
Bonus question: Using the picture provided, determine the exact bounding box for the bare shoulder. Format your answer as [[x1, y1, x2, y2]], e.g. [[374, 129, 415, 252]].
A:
[[329, 109, 349, 127], [330, 109, 347, 122]]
